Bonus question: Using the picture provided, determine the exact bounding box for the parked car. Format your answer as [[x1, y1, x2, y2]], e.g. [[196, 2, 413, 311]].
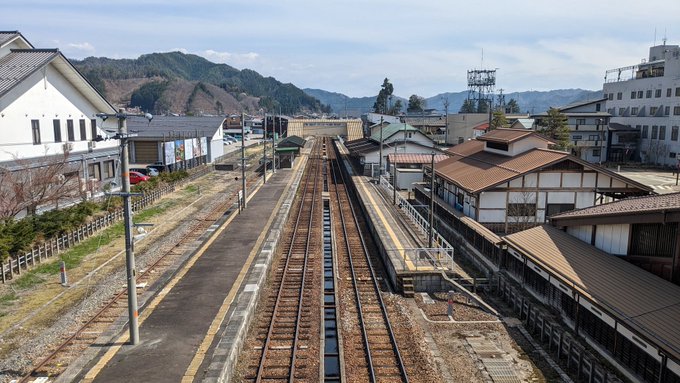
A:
[[130, 167, 159, 177], [129, 171, 150, 184]]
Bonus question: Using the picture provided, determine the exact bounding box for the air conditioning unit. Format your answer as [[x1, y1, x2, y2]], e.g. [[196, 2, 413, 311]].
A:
[[62, 142, 73, 152], [88, 141, 96, 152]]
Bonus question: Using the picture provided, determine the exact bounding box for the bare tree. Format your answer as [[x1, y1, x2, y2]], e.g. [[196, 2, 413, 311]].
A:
[[0, 148, 80, 218], [505, 190, 538, 233]]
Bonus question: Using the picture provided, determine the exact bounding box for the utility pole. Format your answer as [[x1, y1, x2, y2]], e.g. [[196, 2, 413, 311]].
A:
[[272, 114, 276, 174], [378, 115, 384, 180], [443, 98, 450, 144], [428, 151, 435, 249], [393, 143, 398, 204], [241, 112, 247, 208], [263, 113, 267, 183]]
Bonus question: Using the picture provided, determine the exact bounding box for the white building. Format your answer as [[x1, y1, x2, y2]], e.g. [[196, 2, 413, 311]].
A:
[[603, 42, 680, 166], [0, 31, 118, 189], [422, 128, 652, 233]]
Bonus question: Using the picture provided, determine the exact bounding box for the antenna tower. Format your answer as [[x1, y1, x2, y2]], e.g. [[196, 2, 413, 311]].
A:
[[467, 68, 496, 113]]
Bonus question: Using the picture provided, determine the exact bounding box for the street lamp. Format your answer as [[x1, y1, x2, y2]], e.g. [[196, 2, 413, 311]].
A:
[[95, 109, 152, 346]]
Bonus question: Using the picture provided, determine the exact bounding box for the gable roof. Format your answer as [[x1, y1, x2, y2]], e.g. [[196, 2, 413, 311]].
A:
[[435, 137, 652, 194], [369, 123, 420, 142], [551, 192, 679, 224], [0, 48, 115, 113], [558, 97, 608, 112], [387, 153, 448, 165], [0, 31, 33, 49], [476, 128, 550, 144], [505, 225, 680, 361], [126, 115, 225, 138]]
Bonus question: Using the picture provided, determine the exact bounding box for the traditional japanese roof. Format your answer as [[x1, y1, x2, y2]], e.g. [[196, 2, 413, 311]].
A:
[[435, 136, 651, 194], [0, 48, 115, 113], [344, 138, 378, 155], [476, 128, 553, 144], [551, 192, 680, 225], [505, 225, 680, 361]]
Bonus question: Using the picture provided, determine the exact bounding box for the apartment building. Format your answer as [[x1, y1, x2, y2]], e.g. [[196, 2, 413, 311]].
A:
[[603, 43, 680, 166]]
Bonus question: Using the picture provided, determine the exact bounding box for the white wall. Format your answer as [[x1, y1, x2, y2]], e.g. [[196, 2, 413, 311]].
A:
[[0, 65, 117, 162], [594, 224, 630, 255], [567, 225, 593, 243]]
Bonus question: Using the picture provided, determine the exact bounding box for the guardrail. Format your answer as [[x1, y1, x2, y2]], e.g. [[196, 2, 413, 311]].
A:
[[0, 166, 210, 283]]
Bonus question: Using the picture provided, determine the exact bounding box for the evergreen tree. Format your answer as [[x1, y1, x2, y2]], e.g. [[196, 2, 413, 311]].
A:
[[490, 111, 508, 130], [537, 107, 571, 151], [407, 94, 426, 113], [506, 98, 520, 113], [459, 99, 476, 113], [373, 78, 394, 114]]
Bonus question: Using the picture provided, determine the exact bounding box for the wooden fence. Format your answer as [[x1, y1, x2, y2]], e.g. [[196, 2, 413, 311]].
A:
[[0, 166, 210, 283]]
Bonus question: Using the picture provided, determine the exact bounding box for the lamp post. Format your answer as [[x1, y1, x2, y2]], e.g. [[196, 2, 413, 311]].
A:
[[95, 108, 152, 345], [263, 113, 267, 183], [378, 116, 384, 180], [241, 112, 247, 209]]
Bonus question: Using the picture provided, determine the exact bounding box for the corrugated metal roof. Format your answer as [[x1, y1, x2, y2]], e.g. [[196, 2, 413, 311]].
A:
[[551, 192, 680, 221], [278, 135, 306, 148], [387, 153, 448, 164], [476, 128, 542, 143], [505, 225, 680, 361], [0, 49, 59, 97], [369, 123, 419, 142]]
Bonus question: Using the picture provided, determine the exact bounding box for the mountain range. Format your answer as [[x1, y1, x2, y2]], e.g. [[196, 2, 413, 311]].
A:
[[303, 88, 603, 116]]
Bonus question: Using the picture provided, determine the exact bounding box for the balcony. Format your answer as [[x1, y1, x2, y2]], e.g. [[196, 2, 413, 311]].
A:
[[573, 140, 602, 147]]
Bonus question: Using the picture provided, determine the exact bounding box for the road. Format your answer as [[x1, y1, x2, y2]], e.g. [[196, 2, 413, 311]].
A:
[[614, 167, 680, 194]]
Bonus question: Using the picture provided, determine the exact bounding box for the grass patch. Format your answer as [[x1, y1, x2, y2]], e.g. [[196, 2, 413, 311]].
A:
[[184, 184, 198, 193], [0, 292, 18, 305], [11, 197, 182, 290]]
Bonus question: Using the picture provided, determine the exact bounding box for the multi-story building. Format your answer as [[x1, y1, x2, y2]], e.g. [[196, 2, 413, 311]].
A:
[[532, 98, 611, 163], [603, 42, 680, 166]]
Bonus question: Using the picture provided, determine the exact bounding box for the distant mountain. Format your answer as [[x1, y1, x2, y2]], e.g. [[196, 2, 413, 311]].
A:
[[304, 88, 603, 116], [72, 52, 330, 115]]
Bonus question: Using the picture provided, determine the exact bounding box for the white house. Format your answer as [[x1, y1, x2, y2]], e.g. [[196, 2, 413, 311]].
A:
[[0, 31, 119, 190], [422, 128, 652, 233]]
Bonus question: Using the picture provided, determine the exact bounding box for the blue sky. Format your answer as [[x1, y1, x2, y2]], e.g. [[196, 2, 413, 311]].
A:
[[5, 0, 680, 98]]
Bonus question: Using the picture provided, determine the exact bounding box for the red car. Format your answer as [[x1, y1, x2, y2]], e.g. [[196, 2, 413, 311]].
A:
[[129, 171, 150, 184]]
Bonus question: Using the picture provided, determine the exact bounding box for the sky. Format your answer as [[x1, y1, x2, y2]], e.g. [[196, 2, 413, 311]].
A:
[[4, 0, 680, 98]]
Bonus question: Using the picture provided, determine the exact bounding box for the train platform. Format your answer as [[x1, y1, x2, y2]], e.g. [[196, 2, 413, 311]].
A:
[[66, 164, 304, 383]]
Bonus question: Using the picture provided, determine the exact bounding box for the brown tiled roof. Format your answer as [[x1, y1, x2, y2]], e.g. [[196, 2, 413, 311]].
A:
[[387, 153, 448, 165], [476, 128, 551, 144], [551, 192, 680, 221], [504, 225, 680, 361], [446, 139, 486, 156], [434, 148, 569, 193]]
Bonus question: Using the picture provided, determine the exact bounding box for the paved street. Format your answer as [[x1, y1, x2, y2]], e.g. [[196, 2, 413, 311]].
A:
[[613, 167, 680, 194]]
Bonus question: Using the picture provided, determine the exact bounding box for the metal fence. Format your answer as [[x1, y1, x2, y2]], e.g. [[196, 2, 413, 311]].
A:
[[1, 166, 210, 283], [378, 176, 456, 270]]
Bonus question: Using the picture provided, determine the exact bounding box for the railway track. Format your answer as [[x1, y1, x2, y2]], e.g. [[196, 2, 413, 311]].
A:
[[327, 139, 409, 383], [19, 172, 261, 383], [242, 140, 323, 382]]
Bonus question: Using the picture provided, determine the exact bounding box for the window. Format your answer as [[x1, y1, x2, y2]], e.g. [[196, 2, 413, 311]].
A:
[[595, 103, 601, 112], [589, 134, 600, 141], [53, 120, 61, 142], [674, 106, 680, 115], [630, 223, 677, 258], [672, 126, 679, 141], [646, 90, 652, 98], [655, 89, 662, 98], [572, 135, 583, 140], [546, 203, 575, 217], [650, 106, 658, 115], [642, 125, 649, 138], [631, 107, 639, 115], [651, 125, 658, 139], [576, 118, 586, 125], [665, 106, 670, 116], [90, 119, 97, 140], [671, 152, 677, 159], [619, 107, 626, 115], [616, 92, 622, 100], [104, 160, 115, 178], [631, 91, 637, 99], [607, 108, 615, 115], [31, 120, 41, 144], [507, 203, 536, 217], [592, 148, 601, 157], [668, 88, 673, 97], [638, 90, 644, 98], [67, 119, 75, 141], [87, 162, 101, 180], [486, 141, 508, 151], [608, 93, 613, 100], [660, 126, 666, 140], [79, 119, 87, 141], [676, 87, 680, 97]]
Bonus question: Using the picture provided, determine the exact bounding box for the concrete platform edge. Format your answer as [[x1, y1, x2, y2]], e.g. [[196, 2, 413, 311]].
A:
[[202, 157, 308, 383]]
